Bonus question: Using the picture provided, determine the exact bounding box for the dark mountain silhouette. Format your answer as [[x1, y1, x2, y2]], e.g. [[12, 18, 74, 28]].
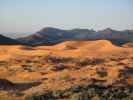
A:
[[18, 27, 96, 45], [18, 27, 73, 45], [0, 34, 20, 45], [95, 28, 133, 45], [17, 27, 133, 46], [97, 28, 129, 39]]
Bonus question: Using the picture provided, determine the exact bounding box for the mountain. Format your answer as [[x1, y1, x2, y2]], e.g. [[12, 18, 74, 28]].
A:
[[17, 27, 133, 46], [1, 32, 32, 39], [17, 27, 73, 45], [17, 27, 97, 45], [97, 28, 133, 45], [0, 34, 20, 45]]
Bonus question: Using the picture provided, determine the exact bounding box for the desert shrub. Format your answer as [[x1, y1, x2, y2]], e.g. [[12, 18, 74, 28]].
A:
[[25, 91, 53, 100], [76, 58, 91, 66], [76, 58, 105, 67], [21, 46, 33, 50], [70, 85, 82, 93], [65, 45, 77, 50], [79, 76, 89, 81], [62, 90, 72, 97], [52, 90, 64, 98], [0, 61, 8, 66], [91, 58, 105, 65], [24, 59, 33, 64], [25, 85, 133, 100], [91, 95, 100, 100], [96, 67, 107, 77], [58, 74, 73, 81], [25, 94, 43, 100], [51, 64, 67, 71], [70, 91, 90, 100], [70, 92, 83, 100], [119, 67, 133, 84], [46, 55, 74, 63], [15, 92, 25, 97], [22, 65, 36, 72], [87, 88, 97, 97]]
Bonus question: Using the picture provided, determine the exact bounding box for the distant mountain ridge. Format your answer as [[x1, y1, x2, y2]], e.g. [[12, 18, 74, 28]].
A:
[[17, 27, 133, 46], [1, 32, 32, 39], [0, 34, 20, 45], [17, 27, 100, 45], [0, 27, 132, 46]]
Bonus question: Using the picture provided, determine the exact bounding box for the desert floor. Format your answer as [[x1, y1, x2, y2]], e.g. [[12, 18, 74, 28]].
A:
[[0, 40, 133, 100]]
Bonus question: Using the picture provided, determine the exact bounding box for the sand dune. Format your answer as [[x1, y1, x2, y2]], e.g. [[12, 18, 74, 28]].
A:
[[37, 40, 115, 50], [123, 42, 133, 48], [0, 40, 133, 60], [33, 40, 133, 58]]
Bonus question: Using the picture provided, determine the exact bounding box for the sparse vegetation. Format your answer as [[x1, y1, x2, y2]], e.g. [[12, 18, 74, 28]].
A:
[[15, 92, 25, 97], [0, 61, 8, 66], [0, 40, 132, 100], [65, 45, 77, 50], [22, 64, 36, 72], [76, 58, 105, 67], [45, 55, 74, 63], [96, 67, 107, 77], [21, 46, 33, 50], [51, 63, 67, 71], [24, 84, 133, 100], [25, 91, 53, 100], [58, 74, 73, 81]]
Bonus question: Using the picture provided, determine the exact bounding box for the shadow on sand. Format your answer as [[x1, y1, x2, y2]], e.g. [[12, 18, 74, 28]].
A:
[[0, 79, 41, 91]]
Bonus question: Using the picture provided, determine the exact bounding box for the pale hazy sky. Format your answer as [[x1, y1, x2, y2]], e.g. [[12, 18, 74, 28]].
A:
[[0, 0, 133, 33]]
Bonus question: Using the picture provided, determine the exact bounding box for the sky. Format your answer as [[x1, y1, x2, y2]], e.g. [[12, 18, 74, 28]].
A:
[[0, 0, 133, 33]]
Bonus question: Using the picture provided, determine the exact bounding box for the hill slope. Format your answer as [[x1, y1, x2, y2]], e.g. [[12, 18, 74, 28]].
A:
[[0, 34, 20, 45], [17, 27, 133, 46]]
